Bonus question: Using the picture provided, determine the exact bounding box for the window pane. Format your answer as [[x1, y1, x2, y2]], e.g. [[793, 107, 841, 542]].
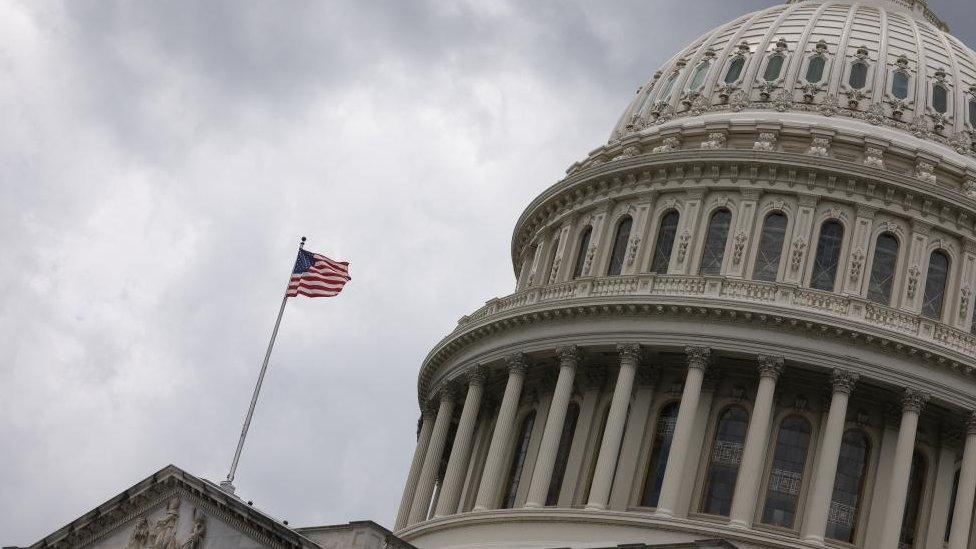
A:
[[607, 216, 633, 276], [545, 403, 579, 506], [933, 84, 949, 114], [867, 233, 899, 305], [922, 250, 950, 319], [690, 62, 710, 91], [573, 227, 592, 279], [700, 209, 732, 275], [761, 417, 812, 528], [725, 57, 745, 84], [892, 71, 911, 100], [700, 406, 749, 516], [825, 430, 870, 542], [811, 221, 845, 291], [641, 403, 679, 507], [659, 73, 678, 101], [806, 56, 826, 83], [752, 213, 788, 282], [969, 99, 976, 127], [501, 412, 536, 509], [899, 452, 927, 546], [849, 62, 868, 89], [764, 55, 784, 81], [650, 211, 680, 273]]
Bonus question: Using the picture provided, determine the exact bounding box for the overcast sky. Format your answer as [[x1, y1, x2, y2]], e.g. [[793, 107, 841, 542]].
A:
[[3, 0, 975, 544]]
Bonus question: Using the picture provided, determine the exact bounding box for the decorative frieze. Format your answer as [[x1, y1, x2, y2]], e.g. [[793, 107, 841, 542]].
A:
[[753, 132, 778, 152]]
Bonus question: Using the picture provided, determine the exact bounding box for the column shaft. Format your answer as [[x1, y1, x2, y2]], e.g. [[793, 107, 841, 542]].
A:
[[802, 369, 857, 543], [654, 346, 710, 517], [408, 393, 456, 524], [473, 355, 528, 511], [434, 373, 485, 517], [525, 347, 579, 508], [948, 414, 976, 549], [586, 344, 641, 510], [877, 390, 927, 549], [729, 356, 783, 528], [394, 408, 436, 530]]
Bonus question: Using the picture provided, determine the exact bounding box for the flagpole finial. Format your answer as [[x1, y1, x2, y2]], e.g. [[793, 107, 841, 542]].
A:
[[300, 236, 306, 249]]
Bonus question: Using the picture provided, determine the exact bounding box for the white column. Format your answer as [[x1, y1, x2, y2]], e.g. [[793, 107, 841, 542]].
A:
[[395, 406, 437, 530], [729, 355, 784, 528], [802, 369, 858, 544], [474, 353, 528, 511], [948, 412, 976, 549], [586, 344, 642, 510], [408, 388, 457, 524], [434, 368, 486, 517], [525, 346, 581, 508], [654, 346, 710, 518], [877, 390, 929, 549]]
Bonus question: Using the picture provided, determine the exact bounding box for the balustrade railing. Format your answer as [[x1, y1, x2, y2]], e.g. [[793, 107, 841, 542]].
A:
[[454, 274, 975, 358]]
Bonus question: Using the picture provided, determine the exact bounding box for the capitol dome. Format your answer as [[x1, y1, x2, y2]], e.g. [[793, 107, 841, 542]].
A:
[[394, 1, 976, 549]]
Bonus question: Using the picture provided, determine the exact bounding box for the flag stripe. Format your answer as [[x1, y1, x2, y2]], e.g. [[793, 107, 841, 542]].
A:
[[289, 248, 351, 299]]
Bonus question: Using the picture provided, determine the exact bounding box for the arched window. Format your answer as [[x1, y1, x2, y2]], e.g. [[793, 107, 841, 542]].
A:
[[725, 57, 745, 84], [752, 212, 788, 282], [969, 98, 976, 127], [689, 61, 710, 91], [650, 211, 680, 273], [572, 227, 593, 279], [700, 209, 732, 276], [700, 406, 749, 516], [892, 70, 911, 100], [945, 469, 960, 541], [640, 402, 679, 507], [806, 56, 826, 83], [545, 402, 580, 506], [501, 412, 536, 509], [848, 62, 868, 89], [607, 216, 633, 276], [810, 220, 845, 291], [899, 451, 927, 546], [659, 72, 678, 102], [764, 55, 785, 82], [867, 233, 899, 305], [933, 84, 949, 114], [825, 430, 871, 542], [761, 416, 812, 528], [921, 250, 950, 320]]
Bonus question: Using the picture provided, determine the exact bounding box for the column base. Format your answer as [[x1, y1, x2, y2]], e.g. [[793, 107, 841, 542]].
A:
[[727, 518, 750, 529], [652, 508, 674, 518], [801, 534, 825, 546], [585, 502, 608, 511], [523, 502, 543, 509]]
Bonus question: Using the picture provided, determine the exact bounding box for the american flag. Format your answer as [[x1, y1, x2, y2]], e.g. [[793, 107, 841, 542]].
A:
[[287, 249, 351, 298]]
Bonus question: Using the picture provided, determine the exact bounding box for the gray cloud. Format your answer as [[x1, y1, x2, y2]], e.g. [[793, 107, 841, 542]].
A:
[[2, 0, 973, 544]]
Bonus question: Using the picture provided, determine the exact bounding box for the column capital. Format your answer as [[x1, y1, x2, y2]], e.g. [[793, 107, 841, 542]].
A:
[[617, 343, 643, 364], [506, 352, 529, 375], [468, 366, 488, 387], [968, 411, 976, 436], [757, 355, 785, 380], [422, 401, 439, 420], [685, 346, 711, 371], [901, 389, 930, 414], [830, 369, 859, 395], [556, 345, 583, 366]]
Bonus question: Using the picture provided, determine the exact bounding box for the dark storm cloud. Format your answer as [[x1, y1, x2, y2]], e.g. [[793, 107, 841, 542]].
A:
[[1, 0, 973, 544]]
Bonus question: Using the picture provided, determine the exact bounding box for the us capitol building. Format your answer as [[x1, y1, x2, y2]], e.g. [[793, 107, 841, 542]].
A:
[[15, 1, 976, 549]]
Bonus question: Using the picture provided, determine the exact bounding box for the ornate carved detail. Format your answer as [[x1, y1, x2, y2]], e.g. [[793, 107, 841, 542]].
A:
[[949, 132, 972, 155], [626, 236, 642, 266], [901, 389, 929, 414], [581, 243, 597, 276], [730, 89, 751, 112], [773, 89, 794, 112], [717, 82, 739, 103], [686, 346, 711, 371], [689, 94, 711, 116], [614, 144, 641, 160], [966, 178, 976, 199], [864, 147, 885, 169], [819, 94, 840, 117], [807, 136, 830, 157], [701, 132, 727, 150], [617, 343, 643, 364], [931, 112, 950, 134], [915, 161, 937, 184], [757, 354, 784, 380], [758, 80, 778, 102], [909, 114, 930, 138], [846, 88, 869, 110], [506, 352, 529, 375], [556, 345, 583, 366], [849, 247, 865, 282], [468, 366, 487, 387], [732, 230, 748, 265], [886, 97, 912, 119], [548, 256, 561, 284], [967, 411, 976, 436], [126, 498, 206, 549], [906, 264, 921, 299], [652, 136, 682, 153], [830, 369, 859, 395], [676, 231, 692, 263], [801, 81, 823, 103], [753, 132, 778, 152], [790, 237, 807, 271]]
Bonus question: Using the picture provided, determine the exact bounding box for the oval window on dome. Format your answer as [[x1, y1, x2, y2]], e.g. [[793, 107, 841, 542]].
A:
[[659, 72, 678, 102], [892, 70, 911, 100], [725, 57, 745, 84], [933, 84, 949, 114], [764, 55, 785, 82], [689, 61, 710, 91], [805, 55, 826, 83], [848, 62, 868, 90]]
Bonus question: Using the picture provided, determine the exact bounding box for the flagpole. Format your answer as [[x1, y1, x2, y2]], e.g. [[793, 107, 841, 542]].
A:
[[220, 236, 305, 494]]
